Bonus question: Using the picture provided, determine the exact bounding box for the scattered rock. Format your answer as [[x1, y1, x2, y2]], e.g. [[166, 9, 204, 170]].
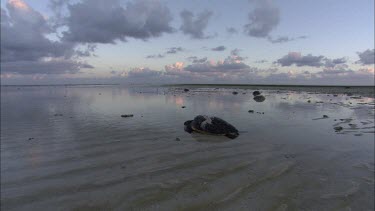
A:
[[253, 95, 266, 102], [232, 91, 238, 95], [184, 88, 189, 92], [28, 137, 35, 141], [334, 126, 343, 132], [121, 114, 134, 118], [253, 91, 261, 96]]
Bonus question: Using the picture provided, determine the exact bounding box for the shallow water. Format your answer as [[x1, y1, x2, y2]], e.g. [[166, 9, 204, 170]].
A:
[[1, 85, 374, 210]]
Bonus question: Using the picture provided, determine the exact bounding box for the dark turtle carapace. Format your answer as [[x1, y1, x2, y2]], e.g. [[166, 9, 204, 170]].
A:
[[184, 115, 239, 139]]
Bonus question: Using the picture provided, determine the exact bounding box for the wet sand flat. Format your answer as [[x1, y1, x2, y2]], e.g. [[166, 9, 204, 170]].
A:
[[1, 85, 374, 210]]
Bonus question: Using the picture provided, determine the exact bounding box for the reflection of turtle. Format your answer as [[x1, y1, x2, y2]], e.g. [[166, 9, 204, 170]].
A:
[[253, 91, 261, 96], [184, 115, 239, 139], [253, 95, 266, 102]]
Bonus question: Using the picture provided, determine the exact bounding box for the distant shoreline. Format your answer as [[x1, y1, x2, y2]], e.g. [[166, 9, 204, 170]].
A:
[[1, 83, 373, 88]]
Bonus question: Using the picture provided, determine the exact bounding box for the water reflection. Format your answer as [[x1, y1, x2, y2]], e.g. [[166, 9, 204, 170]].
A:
[[1, 85, 374, 211]]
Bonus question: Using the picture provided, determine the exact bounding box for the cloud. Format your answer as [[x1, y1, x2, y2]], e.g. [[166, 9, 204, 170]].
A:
[[187, 56, 208, 63], [166, 47, 184, 54], [255, 59, 268, 63], [226, 27, 238, 34], [62, 0, 174, 43], [211, 46, 226, 51], [267, 35, 307, 44], [356, 49, 374, 65], [1, 59, 93, 75], [145, 54, 165, 59], [180, 9, 213, 39], [145, 47, 183, 59], [1, 1, 74, 62], [244, 0, 280, 38], [275, 52, 325, 67], [323, 57, 347, 68], [1, 0, 93, 75]]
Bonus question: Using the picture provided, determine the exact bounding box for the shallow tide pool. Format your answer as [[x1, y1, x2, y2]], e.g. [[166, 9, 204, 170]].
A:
[[1, 85, 374, 210]]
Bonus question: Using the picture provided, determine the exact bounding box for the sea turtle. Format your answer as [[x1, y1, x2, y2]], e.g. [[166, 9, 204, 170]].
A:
[[184, 115, 239, 139]]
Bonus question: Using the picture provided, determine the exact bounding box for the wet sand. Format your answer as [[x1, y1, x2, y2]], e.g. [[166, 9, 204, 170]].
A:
[[1, 85, 374, 210]]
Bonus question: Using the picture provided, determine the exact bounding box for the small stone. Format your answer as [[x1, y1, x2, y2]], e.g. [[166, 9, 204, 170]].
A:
[[28, 137, 34, 141], [184, 88, 189, 92], [307, 100, 311, 103], [175, 138, 181, 141], [181, 106, 186, 108], [232, 91, 238, 95], [121, 114, 134, 118], [334, 126, 343, 132], [323, 115, 329, 118], [253, 91, 261, 96], [248, 110, 254, 113]]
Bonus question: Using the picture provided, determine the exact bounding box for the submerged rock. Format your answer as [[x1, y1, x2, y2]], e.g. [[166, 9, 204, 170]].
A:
[[121, 114, 134, 118], [253, 95, 266, 102], [253, 91, 261, 96], [184, 115, 239, 139]]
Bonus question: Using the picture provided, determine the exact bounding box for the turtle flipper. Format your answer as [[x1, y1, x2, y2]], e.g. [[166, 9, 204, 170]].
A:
[[225, 132, 239, 139], [184, 120, 194, 133]]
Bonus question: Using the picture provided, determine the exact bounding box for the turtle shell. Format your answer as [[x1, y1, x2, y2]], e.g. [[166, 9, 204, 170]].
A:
[[189, 115, 239, 139]]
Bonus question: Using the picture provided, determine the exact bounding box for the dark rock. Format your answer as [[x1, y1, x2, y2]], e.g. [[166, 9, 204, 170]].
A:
[[253, 91, 261, 96], [54, 114, 63, 116], [323, 115, 329, 118], [248, 110, 254, 113], [184, 88, 189, 92], [28, 138, 35, 141], [253, 95, 266, 102], [334, 126, 343, 132], [175, 138, 181, 141], [232, 91, 238, 95], [307, 100, 311, 103], [181, 106, 186, 108], [121, 114, 134, 118]]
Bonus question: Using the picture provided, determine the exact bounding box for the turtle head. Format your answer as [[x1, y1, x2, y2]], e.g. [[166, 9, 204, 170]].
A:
[[225, 132, 239, 139], [184, 120, 193, 133]]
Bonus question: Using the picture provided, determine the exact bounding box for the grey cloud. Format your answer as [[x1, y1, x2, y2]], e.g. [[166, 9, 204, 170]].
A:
[[276, 52, 325, 67], [180, 9, 213, 39], [255, 59, 268, 63], [187, 56, 208, 63], [267, 35, 307, 44], [1, 60, 93, 75], [356, 49, 374, 65], [1, 0, 93, 75], [226, 27, 238, 34], [211, 46, 226, 51], [166, 47, 184, 54], [324, 57, 347, 68], [1, 3, 74, 62], [244, 0, 280, 38], [145, 54, 165, 59], [63, 0, 174, 43]]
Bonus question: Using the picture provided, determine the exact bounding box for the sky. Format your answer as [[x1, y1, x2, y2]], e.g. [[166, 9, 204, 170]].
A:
[[0, 0, 374, 85]]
